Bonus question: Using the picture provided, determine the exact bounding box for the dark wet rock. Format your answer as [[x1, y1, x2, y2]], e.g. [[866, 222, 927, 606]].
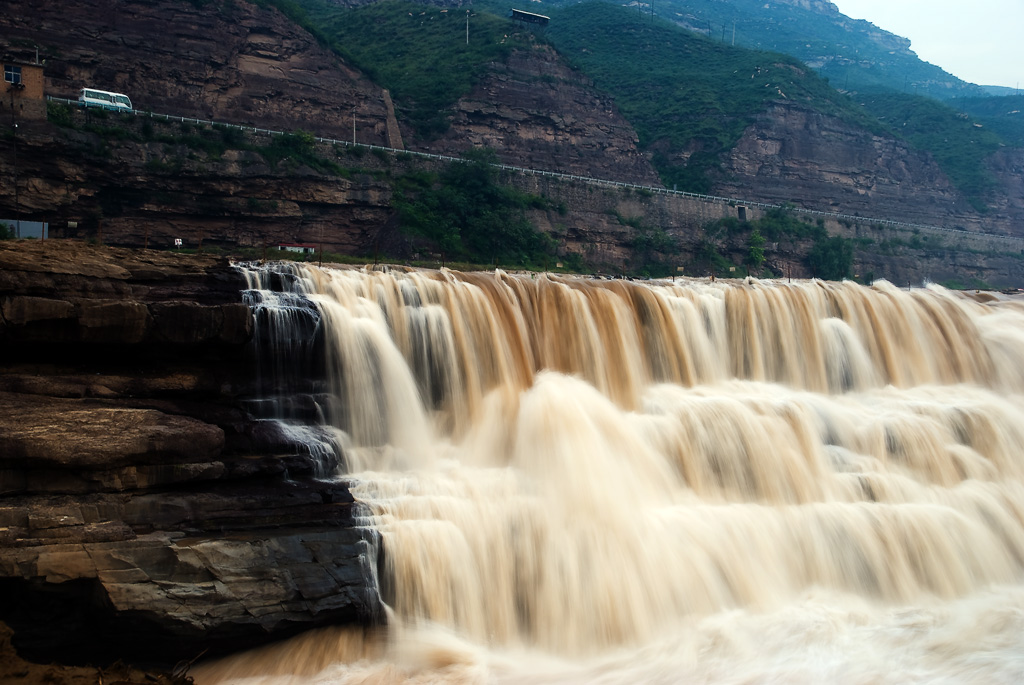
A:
[[0, 241, 383, 668]]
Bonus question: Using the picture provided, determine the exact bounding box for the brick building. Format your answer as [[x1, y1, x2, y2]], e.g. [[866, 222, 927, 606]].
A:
[[3, 60, 46, 121]]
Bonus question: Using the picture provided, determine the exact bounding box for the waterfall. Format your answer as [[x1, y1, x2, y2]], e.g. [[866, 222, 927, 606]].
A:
[[198, 267, 1024, 684]]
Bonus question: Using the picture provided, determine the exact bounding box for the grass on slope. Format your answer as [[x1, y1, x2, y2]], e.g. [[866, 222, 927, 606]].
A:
[[545, 2, 884, 193], [858, 91, 1007, 211], [958, 94, 1024, 148], [256, 0, 1013, 212], [284, 0, 529, 138], [648, 0, 981, 101]]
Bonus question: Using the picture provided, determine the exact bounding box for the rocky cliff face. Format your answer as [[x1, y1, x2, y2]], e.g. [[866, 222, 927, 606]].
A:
[[0, 0, 664, 248], [1, 0, 1022, 283], [421, 44, 662, 185], [0, 0, 398, 146], [987, 147, 1024, 228], [0, 112, 397, 253], [1, 0, 659, 178], [0, 241, 383, 667], [5, 110, 1023, 288], [713, 101, 1024, 236]]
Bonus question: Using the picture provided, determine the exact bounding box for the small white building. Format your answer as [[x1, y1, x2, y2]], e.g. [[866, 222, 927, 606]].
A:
[[278, 243, 318, 254]]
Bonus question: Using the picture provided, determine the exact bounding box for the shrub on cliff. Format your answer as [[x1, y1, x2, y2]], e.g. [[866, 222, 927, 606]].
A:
[[808, 235, 854, 281], [259, 131, 344, 175], [704, 207, 855, 280], [394, 148, 556, 265], [746, 228, 766, 272], [46, 102, 75, 128]]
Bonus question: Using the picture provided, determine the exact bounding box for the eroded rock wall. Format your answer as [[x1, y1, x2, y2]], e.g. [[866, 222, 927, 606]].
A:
[[0, 0, 395, 144], [422, 44, 662, 185], [712, 101, 1024, 236], [0, 114, 396, 253], [0, 241, 383, 666]]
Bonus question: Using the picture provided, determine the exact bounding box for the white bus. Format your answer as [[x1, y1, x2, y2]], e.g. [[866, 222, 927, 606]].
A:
[[78, 88, 132, 111]]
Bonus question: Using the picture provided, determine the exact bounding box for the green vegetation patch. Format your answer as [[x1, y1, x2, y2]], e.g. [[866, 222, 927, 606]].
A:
[[957, 94, 1024, 148], [46, 102, 76, 128], [259, 131, 345, 174], [807, 235, 854, 281], [50, 105, 355, 176], [393, 148, 557, 265], [704, 208, 855, 280], [286, 0, 528, 138], [545, 2, 883, 193], [609, 211, 679, 277]]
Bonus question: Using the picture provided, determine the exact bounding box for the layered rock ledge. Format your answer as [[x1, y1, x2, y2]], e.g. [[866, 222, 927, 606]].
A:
[[0, 240, 383, 668]]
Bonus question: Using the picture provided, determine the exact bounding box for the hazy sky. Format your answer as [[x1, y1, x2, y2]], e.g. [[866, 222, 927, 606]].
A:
[[830, 0, 1023, 89]]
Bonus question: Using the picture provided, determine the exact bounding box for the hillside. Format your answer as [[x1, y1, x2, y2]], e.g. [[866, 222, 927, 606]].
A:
[[274, 0, 1020, 226], [270, 0, 662, 180], [0, 0, 398, 144], [544, 2, 885, 193], [635, 0, 1023, 156], [530, 0, 987, 102], [2, 0, 1024, 285], [960, 94, 1024, 148], [278, 0, 530, 138], [857, 91, 1008, 212]]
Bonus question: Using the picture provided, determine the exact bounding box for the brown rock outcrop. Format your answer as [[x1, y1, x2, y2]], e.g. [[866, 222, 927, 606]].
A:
[[0, 241, 383, 667], [0, 112, 396, 253], [421, 44, 662, 185], [712, 101, 1024, 235], [986, 147, 1024, 228], [0, 0, 395, 145]]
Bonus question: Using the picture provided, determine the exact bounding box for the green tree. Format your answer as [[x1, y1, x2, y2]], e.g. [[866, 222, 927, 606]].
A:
[[394, 148, 555, 265], [746, 228, 766, 272], [807, 235, 854, 281]]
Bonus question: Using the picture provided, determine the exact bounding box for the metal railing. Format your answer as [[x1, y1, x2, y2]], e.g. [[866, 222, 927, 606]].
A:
[[46, 96, 1024, 250]]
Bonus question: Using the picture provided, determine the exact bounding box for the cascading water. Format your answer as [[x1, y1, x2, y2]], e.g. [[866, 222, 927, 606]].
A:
[[240, 266, 345, 476], [197, 266, 1024, 684]]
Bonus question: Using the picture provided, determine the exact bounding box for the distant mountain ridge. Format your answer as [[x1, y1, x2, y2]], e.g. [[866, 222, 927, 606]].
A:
[[534, 0, 989, 101], [257, 0, 1024, 235]]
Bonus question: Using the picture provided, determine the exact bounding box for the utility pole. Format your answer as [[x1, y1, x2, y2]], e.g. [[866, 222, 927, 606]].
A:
[[352, 107, 356, 145], [12, 122, 19, 239], [466, 10, 469, 45]]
